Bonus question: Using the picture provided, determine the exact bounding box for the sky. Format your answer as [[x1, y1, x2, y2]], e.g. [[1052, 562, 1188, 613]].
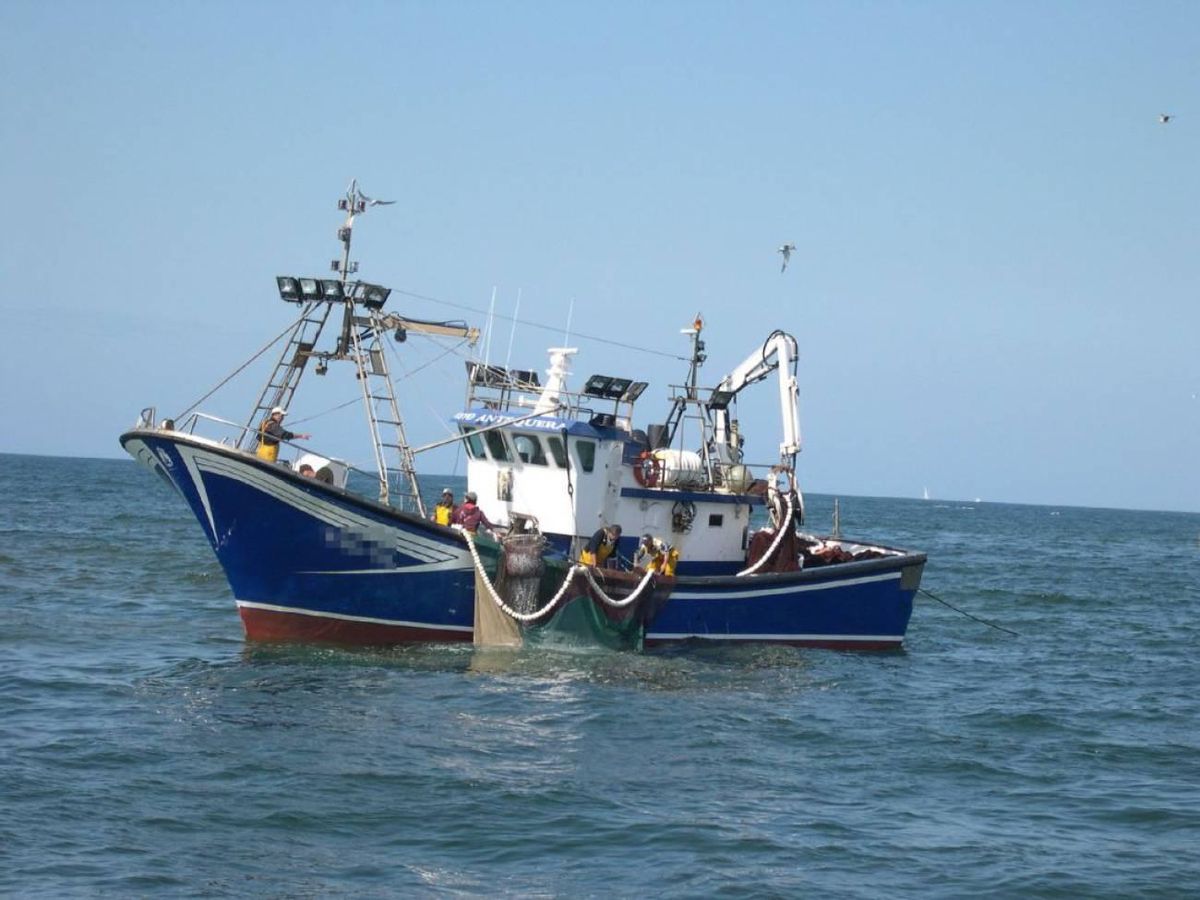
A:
[[1, 1, 1196, 512]]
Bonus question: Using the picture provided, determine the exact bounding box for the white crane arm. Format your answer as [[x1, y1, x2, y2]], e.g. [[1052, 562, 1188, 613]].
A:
[[712, 331, 801, 468]]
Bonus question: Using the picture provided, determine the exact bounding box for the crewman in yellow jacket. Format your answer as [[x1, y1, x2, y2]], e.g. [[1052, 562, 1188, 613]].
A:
[[256, 407, 310, 463], [431, 489, 456, 526], [580, 524, 622, 568], [635, 533, 679, 576]]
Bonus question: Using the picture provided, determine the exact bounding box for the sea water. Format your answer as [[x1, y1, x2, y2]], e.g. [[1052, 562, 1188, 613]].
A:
[[1, 452, 1198, 897]]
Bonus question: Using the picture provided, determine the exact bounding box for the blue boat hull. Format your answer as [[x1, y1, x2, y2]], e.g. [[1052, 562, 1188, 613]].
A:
[[121, 430, 924, 649]]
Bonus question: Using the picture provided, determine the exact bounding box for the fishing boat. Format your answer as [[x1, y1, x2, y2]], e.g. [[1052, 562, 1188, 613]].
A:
[[120, 182, 926, 650]]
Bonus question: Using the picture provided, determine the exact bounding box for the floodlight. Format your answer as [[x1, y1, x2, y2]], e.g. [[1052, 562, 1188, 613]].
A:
[[707, 389, 736, 411], [583, 375, 614, 397], [362, 283, 391, 310], [605, 377, 633, 400], [299, 278, 323, 302], [621, 381, 648, 403], [584, 374, 639, 400], [338, 199, 349, 211], [320, 279, 344, 301], [511, 369, 540, 387], [276, 276, 301, 302], [468, 362, 508, 386]]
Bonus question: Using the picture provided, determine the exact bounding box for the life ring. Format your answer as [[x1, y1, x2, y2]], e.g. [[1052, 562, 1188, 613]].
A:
[[633, 451, 662, 488]]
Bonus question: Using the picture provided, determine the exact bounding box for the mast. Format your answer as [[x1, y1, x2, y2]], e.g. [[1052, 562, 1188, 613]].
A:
[[662, 314, 712, 451], [243, 180, 478, 514]]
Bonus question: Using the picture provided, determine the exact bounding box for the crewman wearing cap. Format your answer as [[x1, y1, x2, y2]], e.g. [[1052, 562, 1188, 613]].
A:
[[580, 524, 622, 568], [431, 488, 456, 526], [451, 490, 494, 534], [634, 533, 679, 576], [256, 406, 311, 463]]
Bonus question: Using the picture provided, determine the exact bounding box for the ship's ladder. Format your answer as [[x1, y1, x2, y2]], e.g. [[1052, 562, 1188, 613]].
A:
[[238, 302, 332, 450], [348, 311, 425, 515]]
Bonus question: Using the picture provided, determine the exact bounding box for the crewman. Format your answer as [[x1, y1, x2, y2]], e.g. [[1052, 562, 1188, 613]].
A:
[[256, 407, 310, 463], [452, 491, 494, 534], [580, 524, 622, 568], [431, 488, 456, 526], [634, 533, 679, 576]]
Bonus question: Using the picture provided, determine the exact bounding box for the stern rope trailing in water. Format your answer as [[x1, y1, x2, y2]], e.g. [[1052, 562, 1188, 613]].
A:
[[918, 588, 1020, 637], [455, 527, 658, 622]]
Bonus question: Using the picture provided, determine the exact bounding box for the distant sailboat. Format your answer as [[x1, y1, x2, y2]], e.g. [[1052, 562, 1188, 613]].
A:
[[923, 486, 930, 501]]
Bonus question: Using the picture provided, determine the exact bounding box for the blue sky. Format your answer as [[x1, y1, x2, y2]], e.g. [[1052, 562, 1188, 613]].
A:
[[1, 1, 1196, 512]]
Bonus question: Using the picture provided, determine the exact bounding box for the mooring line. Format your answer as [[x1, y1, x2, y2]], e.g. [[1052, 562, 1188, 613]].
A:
[[918, 588, 1020, 637]]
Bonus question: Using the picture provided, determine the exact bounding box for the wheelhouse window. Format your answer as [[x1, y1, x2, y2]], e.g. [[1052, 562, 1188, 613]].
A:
[[483, 429, 512, 462], [461, 426, 485, 459], [546, 436, 568, 468], [575, 439, 596, 473], [513, 433, 548, 466]]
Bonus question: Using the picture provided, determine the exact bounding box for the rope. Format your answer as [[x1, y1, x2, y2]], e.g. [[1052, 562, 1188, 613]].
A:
[[456, 526, 582, 622], [390, 287, 687, 361], [736, 490, 795, 576], [455, 527, 659, 622], [918, 588, 1020, 637], [174, 307, 317, 421], [578, 565, 659, 609]]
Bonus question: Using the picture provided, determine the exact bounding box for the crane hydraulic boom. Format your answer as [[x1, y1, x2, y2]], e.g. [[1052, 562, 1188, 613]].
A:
[[711, 330, 801, 469]]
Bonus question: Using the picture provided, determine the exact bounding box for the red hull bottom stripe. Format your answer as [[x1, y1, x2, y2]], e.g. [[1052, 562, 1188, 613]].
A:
[[238, 606, 472, 645], [236, 607, 903, 651]]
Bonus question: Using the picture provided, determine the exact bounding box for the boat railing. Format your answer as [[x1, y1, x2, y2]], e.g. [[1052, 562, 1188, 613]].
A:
[[139, 408, 424, 510], [640, 455, 763, 496], [466, 382, 636, 430], [175, 411, 257, 448]]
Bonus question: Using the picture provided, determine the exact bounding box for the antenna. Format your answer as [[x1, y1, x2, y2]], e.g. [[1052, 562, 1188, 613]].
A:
[[563, 297, 575, 346], [483, 286, 497, 365], [505, 287, 522, 370], [332, 179, 393, 355], [332, 178, 395, 283]]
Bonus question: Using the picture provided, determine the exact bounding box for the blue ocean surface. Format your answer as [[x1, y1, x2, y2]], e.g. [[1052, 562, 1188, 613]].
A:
[[2, 451, 1198, 898]]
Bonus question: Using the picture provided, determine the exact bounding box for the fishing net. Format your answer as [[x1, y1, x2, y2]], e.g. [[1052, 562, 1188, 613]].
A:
[[473, 532, 547, 647]]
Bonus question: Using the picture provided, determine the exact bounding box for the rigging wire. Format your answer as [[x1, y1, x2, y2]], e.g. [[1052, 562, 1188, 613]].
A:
[[288, 335, 473, 427], [382, 332, 473, 444], [174, 309, 314, 421], [390, 287, 687, 361]]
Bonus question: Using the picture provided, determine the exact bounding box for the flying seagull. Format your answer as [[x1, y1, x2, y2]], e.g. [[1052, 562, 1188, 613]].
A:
[[1159, 113, 1173, 124], [358, 190, 395, 207], [778, 243, 796, 273], [345, 178, 396, 209]]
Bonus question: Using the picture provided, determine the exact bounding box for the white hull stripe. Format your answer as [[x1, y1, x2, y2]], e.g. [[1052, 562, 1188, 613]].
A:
[[669, 571, 901, 601], [236, 600, 473, 632], [177, 445, 465, 565], [178, 449, 218, 539]]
